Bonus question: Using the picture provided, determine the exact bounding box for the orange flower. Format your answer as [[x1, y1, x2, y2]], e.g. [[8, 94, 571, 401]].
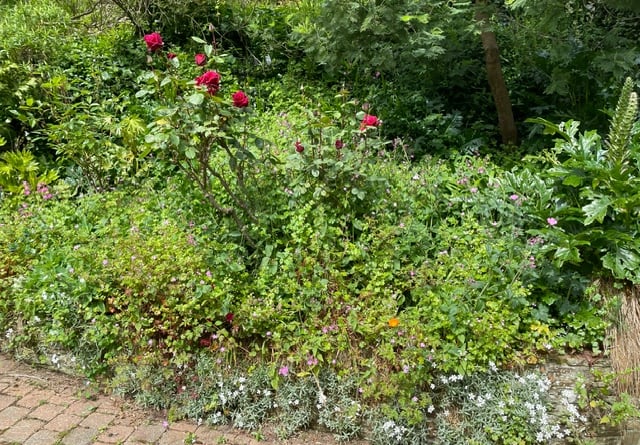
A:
[[388, 317, 400, 328]]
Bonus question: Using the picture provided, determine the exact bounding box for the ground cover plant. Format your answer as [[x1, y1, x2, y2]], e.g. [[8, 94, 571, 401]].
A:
[[0, 0, 639, 443]]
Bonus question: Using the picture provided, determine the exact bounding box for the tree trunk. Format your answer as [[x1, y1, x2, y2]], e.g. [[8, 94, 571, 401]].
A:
[[475, 1, 518, 146]]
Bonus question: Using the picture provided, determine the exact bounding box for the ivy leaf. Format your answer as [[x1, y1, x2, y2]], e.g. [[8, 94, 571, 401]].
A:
[[582, 195, 612, 225]]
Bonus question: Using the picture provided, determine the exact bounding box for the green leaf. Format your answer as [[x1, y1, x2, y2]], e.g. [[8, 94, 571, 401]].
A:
[[602, 246, 640, 282], [554, 246, 581, 266], [187, 93, 204, 106], [184, 147, 196, 159], [562, 175, 583, 187], [191, 36, 207, 44], [582, 195, 612, 225]]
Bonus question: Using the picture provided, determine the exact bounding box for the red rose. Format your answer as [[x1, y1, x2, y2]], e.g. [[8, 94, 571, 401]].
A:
[[335, 139, 344, 149], [295, 141, 304, 153], [167, 52, 177, 59], [194, 53, 206, 66], [232, 90, 249, 108], [225, 313, 234, 323], [195, 70, 221, 95], [360, 114, 380, 131], [143, 32, 163, 52]]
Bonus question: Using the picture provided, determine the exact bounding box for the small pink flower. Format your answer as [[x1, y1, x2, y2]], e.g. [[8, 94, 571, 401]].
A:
[[278, 366, 289, 376], [167, 52, 177, 59], [547, 217, 558, 226], [509, 194, 519, 201]]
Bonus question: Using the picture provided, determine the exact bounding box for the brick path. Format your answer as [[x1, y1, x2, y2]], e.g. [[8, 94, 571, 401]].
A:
[[0, 354, 363, 445]]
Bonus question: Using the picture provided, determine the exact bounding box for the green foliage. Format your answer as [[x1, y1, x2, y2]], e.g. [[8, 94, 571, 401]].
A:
[[0, 0, 70, 63], [523, 79, 640, 283], [504, 0, 639, 136], [0, 3, 628, 443], [0, 149, 58, 194], [575, 370, 640, 427], [293, 0, 453, 76]]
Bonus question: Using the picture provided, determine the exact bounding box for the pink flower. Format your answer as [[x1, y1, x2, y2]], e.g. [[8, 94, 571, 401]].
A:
[[295, 141, 304, 153], [167, 52, 177, 59], [509, 194, 519, 201], [360, 114, 380, 131], [195, 70, 221, 95], [143, 32, 163, 52], [194, 53, 206, 66], [232, 90, 249, 108], [278, 366, 289, 376], [547, 217, 558, 226]]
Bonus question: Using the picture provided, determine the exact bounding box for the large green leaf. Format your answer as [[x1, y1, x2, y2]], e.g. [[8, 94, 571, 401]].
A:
[[602, 245, 640, 283], [582, 195, 612, 225]]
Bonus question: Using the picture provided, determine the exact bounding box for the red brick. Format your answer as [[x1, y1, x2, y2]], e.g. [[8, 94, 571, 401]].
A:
[[0, 393, 17, 410], [0, 405, 30, 429], [29, 402, 66, 421], [79, 411, 115, 429], [158, 428, 189, 445], [45, 413, 83, 432], [23, 429, 61, 445], [17, 389, 55, 408], [96, 424, 135, 443], [0, 418, 45, 443], [63, 400, 97, 416], [126, 423, 165, 443], [168, 420, 197, 432], [59, 426, 98, 445]]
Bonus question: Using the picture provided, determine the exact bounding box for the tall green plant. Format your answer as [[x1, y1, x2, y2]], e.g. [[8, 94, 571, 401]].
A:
[[527, 77, 640, 282]]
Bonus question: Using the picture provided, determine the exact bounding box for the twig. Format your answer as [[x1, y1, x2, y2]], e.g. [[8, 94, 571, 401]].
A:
[[6, 373, 47, 382]]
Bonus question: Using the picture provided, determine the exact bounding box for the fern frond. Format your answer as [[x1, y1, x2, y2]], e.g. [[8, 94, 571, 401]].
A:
[[607, 77, 639, 170]]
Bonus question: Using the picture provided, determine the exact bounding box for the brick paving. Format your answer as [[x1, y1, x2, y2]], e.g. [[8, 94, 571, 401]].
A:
[[0, 354, 368, 445]]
